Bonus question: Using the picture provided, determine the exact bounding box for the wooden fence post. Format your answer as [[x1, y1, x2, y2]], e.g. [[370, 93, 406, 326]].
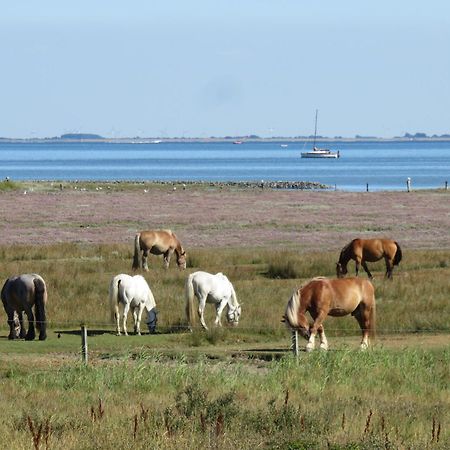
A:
[[81, 324, 88, 364]]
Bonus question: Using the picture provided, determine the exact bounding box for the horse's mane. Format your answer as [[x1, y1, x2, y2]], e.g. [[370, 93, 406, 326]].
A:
[[339, 240, 355, 261], [300, 276, 327, 289]]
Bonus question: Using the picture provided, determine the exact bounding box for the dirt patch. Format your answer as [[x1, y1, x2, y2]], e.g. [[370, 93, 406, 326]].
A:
[[1, 186, 449, 251]]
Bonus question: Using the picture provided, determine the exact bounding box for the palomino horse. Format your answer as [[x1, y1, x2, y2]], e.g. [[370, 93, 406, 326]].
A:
[[185, 271, 241, 330], [1, 273, 48, 341], [109, 274, 157, 335], [284, 277, 375, 351], [336, 238, 402, 279], [132, 229, 187, 271]]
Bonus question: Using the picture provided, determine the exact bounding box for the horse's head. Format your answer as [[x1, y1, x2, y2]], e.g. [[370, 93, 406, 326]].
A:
[[226, 304, 241, 326], [296, 314, 312, 340], [146, 307, 158, 334], [177, 250, 187, 270], [336, 262, 347, 278]]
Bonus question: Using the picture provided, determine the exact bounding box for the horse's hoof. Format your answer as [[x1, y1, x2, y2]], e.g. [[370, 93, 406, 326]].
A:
[[39, 334, 47, 341], [306, 344, 314, 352], [319, 344, 328, 351]]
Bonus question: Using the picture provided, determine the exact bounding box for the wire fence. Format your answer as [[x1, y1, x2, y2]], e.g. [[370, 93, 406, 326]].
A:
[[4, 318, 449, 335]]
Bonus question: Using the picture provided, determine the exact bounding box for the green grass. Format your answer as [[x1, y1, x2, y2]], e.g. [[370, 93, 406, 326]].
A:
[[1, 244, 449, 335], [0, 244, 449, 448], [0, 349, 448, 449]]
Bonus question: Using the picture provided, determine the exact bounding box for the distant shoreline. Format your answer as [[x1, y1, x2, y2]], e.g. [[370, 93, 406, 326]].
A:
[[2, 137, 450, 144]]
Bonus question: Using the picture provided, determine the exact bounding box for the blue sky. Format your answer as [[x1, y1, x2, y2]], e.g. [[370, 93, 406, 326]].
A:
[[1, 1, 449, 138]]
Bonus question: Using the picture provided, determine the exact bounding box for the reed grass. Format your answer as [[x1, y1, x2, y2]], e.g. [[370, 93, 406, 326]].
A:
[[0, 349, 448, 449]]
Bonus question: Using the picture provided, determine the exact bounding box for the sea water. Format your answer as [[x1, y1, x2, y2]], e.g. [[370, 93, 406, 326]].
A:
[[0, 140, 449, 191]]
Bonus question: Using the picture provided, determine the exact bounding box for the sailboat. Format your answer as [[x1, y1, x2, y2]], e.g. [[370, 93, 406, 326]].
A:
[[301, 110, 340, 158]]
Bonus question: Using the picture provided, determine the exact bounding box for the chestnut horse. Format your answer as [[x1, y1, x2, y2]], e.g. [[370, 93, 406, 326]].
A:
[[132, 229, 187, 271], [284, 277, 375, 351], [336, 238, 402, 279], [1, 273, 48, 341]]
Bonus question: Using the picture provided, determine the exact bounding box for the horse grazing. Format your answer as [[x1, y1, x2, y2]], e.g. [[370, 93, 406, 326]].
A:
[[132, 229, 187, 271], [1, 273, 48, 341], [185, 271, 241, 330], [109, 274, 157, 336], [336, 238, 402, 279], [284, 277, 375, 351]]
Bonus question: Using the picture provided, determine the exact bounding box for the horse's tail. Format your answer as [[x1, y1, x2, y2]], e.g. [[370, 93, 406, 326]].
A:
[[109, 277, 121, 323], [185, 273, 196, 327], [283, 288, 301, 329], [364, 280, 376, 341], [33, 277, 47, 340], [132, 233, 141, 270], [393, 241, 402, 266], [0, 279, 8, 308], [368, 297, 376, 341]]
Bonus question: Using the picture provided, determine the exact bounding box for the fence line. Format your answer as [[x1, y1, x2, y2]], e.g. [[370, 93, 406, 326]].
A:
[[5, 318, 449, 335]]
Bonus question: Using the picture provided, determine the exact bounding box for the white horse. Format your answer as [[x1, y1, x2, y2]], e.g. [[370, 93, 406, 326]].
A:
[[109, 274, 157, 336], [185, 271, 241, 330]]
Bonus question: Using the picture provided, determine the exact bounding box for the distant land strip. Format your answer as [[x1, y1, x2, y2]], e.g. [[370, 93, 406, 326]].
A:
[[1, 133, 450, 143]]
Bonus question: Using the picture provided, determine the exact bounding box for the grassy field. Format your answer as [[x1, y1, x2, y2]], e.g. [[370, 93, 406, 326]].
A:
[[0, 243, 449, 449]]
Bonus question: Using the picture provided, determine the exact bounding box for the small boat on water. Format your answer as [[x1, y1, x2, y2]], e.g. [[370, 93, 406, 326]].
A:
[[301, 147, 340, 158], [233, 140, 243, 145], [301, 110, 340, 159], [280, 144, 288, 148]]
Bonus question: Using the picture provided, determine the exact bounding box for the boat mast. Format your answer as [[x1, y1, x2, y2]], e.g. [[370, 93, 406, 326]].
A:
[[313, 109, 318, 149]]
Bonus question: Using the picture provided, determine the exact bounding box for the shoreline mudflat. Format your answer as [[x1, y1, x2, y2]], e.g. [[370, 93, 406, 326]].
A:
[[0, 182, 449, 250]]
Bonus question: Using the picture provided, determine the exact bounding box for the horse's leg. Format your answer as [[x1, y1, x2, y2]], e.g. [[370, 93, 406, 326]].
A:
[[16, 311, 26, 339], [122, 303, 130, 336], [354, 258, 361, 277], [318, 325, 329, 351], [142, 249, 149, 272], [114, 304, 121, 336], [135, 304, 146, 335], [384, 257, 393, 279], [24, 306, 36, 341], [6, 309, 17, 340], [306, 311, 327, 352], [198, 296, 208, 330], [163, 249, 173, 269], [132, 307, 139, 334], [361, 261, 373, 279], [353, 306, 371, 350], [214, 299, 227, 327]]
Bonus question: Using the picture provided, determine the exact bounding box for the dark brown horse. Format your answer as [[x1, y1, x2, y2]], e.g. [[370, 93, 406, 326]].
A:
[[284, 277, 376, 351], [336, 238, 402, 279], [1, 273, 48, 340], [132, 229, 187, 271]]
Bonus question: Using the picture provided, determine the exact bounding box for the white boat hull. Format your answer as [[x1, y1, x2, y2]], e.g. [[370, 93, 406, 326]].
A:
[[301, 152, 339, 158]]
